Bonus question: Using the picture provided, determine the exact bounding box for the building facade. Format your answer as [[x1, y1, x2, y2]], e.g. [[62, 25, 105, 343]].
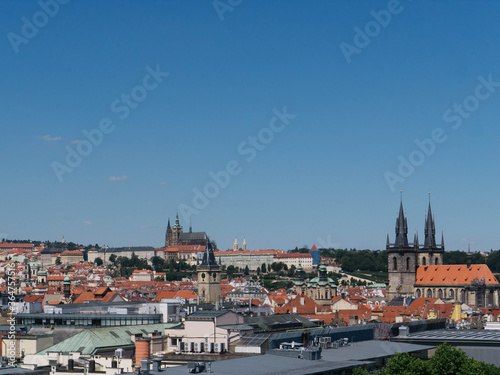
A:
[[294, 263, 337, 305], [386, 196, 444, 302], [387, 195, 500, 307]]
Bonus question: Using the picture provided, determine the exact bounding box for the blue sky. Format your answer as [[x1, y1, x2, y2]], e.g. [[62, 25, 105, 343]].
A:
[[2, 0, 500, 252]]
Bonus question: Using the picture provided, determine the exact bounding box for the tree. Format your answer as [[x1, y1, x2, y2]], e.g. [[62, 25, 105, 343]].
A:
[[55, 257, 61, 266], [360, 343, 500, 375], [94, 257, 103, 267], [109, 254, 117, 265], [261, 263, 267, 273], [151, 256, 166, 271], [227, 265, 236, 277], [244, 265, 250, 275], [487, 250, 500, 273]]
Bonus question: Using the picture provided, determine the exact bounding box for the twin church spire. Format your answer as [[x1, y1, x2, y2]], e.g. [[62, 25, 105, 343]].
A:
[[388, 193, 444, 251]]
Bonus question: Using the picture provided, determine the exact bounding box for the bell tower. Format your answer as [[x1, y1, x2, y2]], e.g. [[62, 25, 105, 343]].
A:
[[197, 239, 221, 303], [386, 193, 417, 302], [418, 193, 445, 267]]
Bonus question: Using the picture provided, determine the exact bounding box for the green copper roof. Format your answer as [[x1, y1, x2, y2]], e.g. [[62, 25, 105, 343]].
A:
[[38, 322, 181, 355]]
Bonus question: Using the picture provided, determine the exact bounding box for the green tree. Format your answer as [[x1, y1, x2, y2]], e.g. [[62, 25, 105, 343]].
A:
[[428, 343, 470, 375], [261, 263, 267, 273], [244, 265, 250, 275], [487, 250, 500, 273], [287, 265, 296, 278], [94, 257, 103, 266], [151, 256, 166, 271], [109, 254, 117, 265], [378, 352, 430, 375], [227, 265, 236, 277], [55, 257, 61, 265]]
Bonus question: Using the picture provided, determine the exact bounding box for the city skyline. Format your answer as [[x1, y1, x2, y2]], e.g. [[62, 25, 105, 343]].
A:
[[2, 1, 500, 251]]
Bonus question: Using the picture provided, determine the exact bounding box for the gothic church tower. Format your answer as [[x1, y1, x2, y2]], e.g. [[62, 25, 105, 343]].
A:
[[197, 240, 221, 303], [386, 195, 417, 302]]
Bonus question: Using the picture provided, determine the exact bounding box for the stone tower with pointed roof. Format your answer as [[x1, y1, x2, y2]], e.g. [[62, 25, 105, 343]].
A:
[[387, 194, 446, 302], [418, 194, 445, 267], [197, 239, 221, 303], [386, 195, 418, 302]]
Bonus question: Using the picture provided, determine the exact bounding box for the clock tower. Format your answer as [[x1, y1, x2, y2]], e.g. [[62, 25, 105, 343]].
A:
[[197, 239, 221, 303]]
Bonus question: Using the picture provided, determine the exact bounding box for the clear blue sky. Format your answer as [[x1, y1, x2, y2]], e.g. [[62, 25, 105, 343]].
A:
[[2, 0, 500, 252]]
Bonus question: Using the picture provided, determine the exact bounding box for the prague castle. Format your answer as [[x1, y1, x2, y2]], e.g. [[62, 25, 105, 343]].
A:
[[165, 212, 209, 248]]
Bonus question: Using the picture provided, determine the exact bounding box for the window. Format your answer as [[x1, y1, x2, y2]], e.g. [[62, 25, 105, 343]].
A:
[[393, 257, 397, 271], [406, 257, 410, 270], [435, 257, 438, 265], [422, 257, 426, 265]]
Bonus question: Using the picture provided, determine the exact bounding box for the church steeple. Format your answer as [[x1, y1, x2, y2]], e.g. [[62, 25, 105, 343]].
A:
[[173, 211, 182, 229], [423, 193, 436, 249], [394, 193, 409, 248], [233, 238, 239, 251], [167, 218, 171, 230]]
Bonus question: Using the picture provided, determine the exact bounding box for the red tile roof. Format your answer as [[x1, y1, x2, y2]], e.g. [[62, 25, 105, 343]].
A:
[[0, 243, 34, 248], [416, 265, 499, 285]]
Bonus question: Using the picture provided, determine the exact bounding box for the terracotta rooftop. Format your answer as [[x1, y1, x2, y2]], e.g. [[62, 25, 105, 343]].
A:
[[415, 265, 499, 285]]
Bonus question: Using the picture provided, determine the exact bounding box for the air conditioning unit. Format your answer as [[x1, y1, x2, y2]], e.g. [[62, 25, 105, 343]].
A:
[[214, 343, 225, 353], [194, 342, 204, 353]]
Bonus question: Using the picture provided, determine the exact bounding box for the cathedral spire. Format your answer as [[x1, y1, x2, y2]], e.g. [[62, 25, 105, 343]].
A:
[[395, 192, 409, 247], [167, 218, 171, 230], [423, 193, 436, 249], [441, 230, 445, 249], [174, 211, 182, 229]]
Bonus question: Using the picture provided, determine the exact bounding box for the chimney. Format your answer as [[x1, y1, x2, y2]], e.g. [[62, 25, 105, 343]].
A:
[[152, 358, 162, 372], [141, 359, 151, 375]]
